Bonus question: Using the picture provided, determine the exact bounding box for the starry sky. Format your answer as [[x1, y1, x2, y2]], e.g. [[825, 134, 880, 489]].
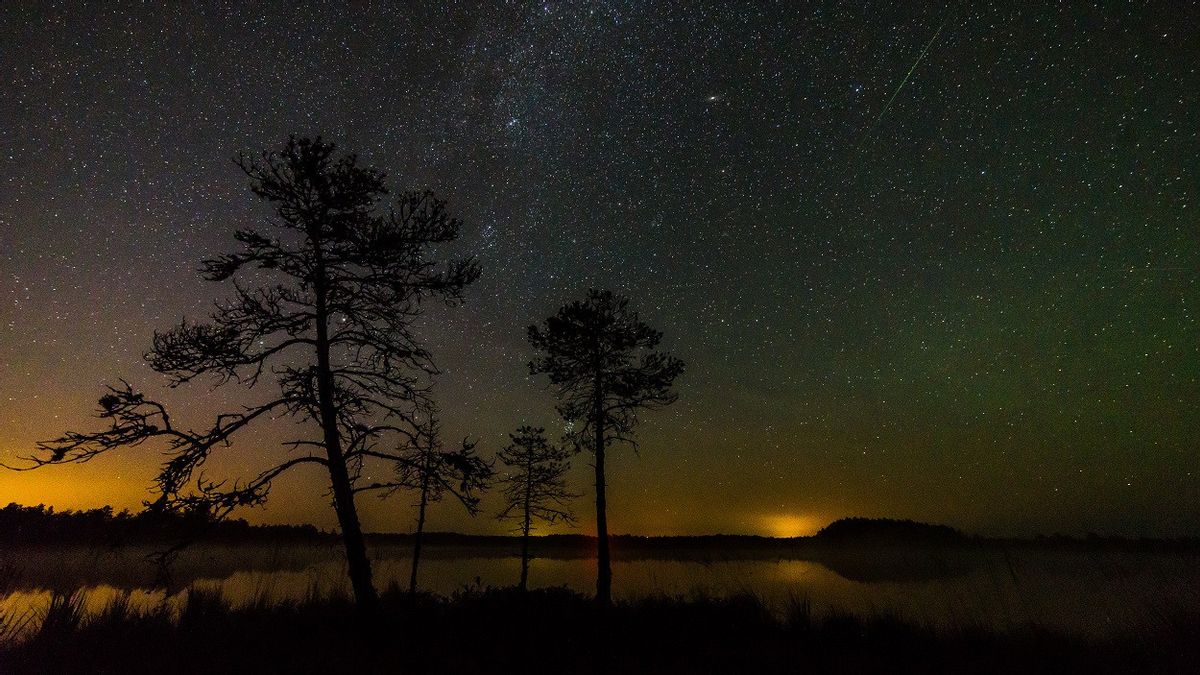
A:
[[1, 2, 1197, 537]]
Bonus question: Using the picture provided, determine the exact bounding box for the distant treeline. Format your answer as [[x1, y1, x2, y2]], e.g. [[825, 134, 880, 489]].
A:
[[814, 517, 967, 543], [0, 503, 328, 546], [2, 503, 1196, 552]]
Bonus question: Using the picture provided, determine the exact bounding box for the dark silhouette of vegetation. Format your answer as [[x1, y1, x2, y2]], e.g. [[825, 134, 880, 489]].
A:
[[528, 289, 684, 605], [496, 426, 577, 590], [0, 502, 319, 546], [3, 586, 1197, 675], [9, 136, 479, 612], [815, 518, 968, 545], [5, 503, 1193, 561], [358, 415, 492, 595]]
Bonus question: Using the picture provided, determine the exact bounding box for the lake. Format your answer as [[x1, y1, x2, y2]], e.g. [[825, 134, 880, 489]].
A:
[[2, 543, 1196, 640]]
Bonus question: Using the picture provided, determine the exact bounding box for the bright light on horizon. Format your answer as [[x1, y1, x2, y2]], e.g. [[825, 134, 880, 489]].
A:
[[759, 513, 823, 538]]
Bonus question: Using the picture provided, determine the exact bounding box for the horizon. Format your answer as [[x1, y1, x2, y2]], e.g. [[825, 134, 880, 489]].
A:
[[3, 499, 1192, 541]]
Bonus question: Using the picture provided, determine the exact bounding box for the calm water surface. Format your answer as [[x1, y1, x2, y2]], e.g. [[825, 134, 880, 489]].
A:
[[2, 544, 1196, 639]]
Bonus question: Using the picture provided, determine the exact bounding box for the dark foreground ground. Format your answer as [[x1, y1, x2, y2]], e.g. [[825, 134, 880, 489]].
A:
[[2, 585, 1198, 675]]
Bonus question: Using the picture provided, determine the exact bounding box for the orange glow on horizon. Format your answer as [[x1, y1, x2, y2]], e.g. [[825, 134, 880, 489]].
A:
[[759, 513, 823, 538], [0, 469, 148, 513]]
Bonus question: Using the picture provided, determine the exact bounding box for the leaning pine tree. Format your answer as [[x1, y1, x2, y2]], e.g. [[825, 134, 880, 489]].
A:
[[528, 289, 684, 605], [14, 136, 479, 613], [496, 426, 576, 590]]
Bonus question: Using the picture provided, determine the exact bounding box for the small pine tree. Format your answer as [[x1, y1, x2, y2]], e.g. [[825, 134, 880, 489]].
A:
[[388, 415, 493, 595], [496, 426, 576, 590]]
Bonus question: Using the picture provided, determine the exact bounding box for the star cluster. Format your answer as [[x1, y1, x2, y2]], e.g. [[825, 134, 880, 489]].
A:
[[0, 2, 1196, 536]]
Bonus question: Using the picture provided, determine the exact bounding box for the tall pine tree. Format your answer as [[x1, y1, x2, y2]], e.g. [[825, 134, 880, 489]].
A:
[[528, 290, 683, 605]]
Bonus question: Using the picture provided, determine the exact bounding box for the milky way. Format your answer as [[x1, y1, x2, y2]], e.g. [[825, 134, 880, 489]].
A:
[[1, 2, 1197, 536]]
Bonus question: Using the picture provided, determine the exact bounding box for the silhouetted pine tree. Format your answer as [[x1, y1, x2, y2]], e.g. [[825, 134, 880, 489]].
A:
[[496, 426, 576, 590], [16, 136, 479, 613], [364, 414, 491, 595], [528, 289, 683, 605]]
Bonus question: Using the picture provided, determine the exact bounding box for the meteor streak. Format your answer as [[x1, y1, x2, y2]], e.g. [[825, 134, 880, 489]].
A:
[[859, 13, 952, 147]]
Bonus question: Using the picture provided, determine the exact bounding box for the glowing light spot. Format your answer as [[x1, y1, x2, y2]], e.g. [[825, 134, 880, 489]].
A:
[[759, 513, 822, 538]]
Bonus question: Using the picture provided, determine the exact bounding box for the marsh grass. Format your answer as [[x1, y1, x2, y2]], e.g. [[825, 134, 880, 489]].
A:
[[1, 584, 1196, 674]]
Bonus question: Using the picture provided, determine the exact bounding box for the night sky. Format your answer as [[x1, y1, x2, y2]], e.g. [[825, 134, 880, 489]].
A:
[[1, 2, 1197, 537]]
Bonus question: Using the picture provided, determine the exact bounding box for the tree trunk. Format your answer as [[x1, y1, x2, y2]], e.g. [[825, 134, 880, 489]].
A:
[[409, 469, 430, 596], [313, 250, 377, 614], [593, 376, 611, 606], [325, 449, 377, 613], [519, 460, 532, 591]]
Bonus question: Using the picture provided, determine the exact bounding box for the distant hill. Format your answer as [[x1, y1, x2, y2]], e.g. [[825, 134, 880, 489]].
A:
[[815, 518, 967, 545]]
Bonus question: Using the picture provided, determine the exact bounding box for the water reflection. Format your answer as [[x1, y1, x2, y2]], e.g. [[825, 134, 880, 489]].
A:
[[2, 546, 1197, 641]]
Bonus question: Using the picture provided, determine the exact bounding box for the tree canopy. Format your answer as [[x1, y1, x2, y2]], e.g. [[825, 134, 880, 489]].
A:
[[19, 136, 480, 611]]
